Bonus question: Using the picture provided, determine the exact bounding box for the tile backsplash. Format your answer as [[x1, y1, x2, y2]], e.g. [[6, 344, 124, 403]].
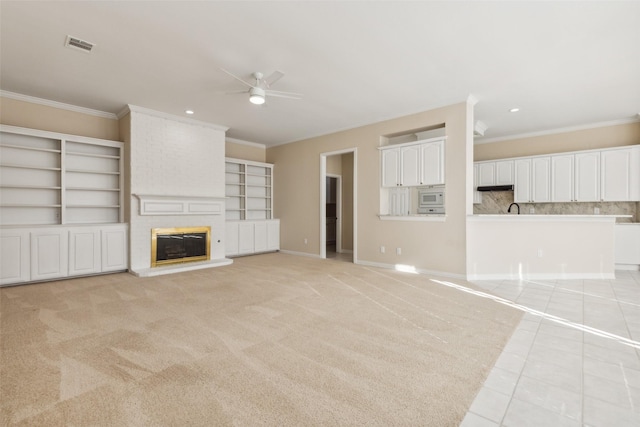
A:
[[473, 191, 639, 223]]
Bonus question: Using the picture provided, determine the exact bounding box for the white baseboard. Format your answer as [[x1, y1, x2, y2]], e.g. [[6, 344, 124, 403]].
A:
[[278, 249, 322, 259], [467, 272, 617, 281], [615, 264, 640, 271], [131, 258, 233, 277]]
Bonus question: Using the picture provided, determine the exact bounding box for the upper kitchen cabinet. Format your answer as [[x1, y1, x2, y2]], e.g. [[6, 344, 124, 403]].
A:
[[601, 146, 640, 201], [476, 160, 514, 187], [380, 137, 445, 187], [514, 157, 550, 203], [574, 151, 600, 202], [551, 154, 574, 202]]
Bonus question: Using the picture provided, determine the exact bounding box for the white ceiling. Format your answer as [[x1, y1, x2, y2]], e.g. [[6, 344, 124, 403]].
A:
[[1, 1, 639, 147]]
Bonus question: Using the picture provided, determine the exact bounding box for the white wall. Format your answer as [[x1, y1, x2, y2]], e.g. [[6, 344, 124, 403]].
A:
[[127, 106, 228, 273]]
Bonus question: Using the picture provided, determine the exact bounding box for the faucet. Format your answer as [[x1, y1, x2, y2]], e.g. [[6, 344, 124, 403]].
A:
[[508, 202, 520, 214]]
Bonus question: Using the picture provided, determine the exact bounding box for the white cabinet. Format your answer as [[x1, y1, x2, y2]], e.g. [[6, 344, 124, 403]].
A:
[[476, 160, 514, 187], [30, 228, 68, 282], [515, 157, 549, 203], [473, 164, 482, 204], [514, 159, 532, 203], [68, 227, 101, 276], [226, 220, 280, 257], [420, 140, 445, 185], [225, 158, 273, 220], [389, 187, 410, 216], [551, 154, 574, 202], [380, 137, 446, 187], [381, 148, 401, 187], [615, 224, 640, 267], [101, 226, 128, 272], [267, 220, 280, 251], [574, 151, 600, 201], [601, 147, 640, 201], [0, 229, 30, 285], [1, 224, 127, 286], [238, 222, 255, 255]]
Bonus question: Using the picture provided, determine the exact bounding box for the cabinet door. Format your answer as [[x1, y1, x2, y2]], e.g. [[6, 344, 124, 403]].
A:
[[69, 228, 101, 276], [254, 222, 268, 253], [225, 222, 239, 256], [381, 148, 400, 187], [495, 160, 514, 185], [400, 145, 421, 186], [531, 157, 551, 202], [0, 229, 30, 285], [551, 154, 574, 202], [601, 148, 632, 201], [575, 152, 600, 202], [238, 222, 255, 254], [473, 164, 482, 204], [514, 159, 531, 203], [420, 141, 444, 185], [30, 229, 68, 281], [477, 162, 496, 186], [102, 226, 127, 272], [267, 220, 280, 251]]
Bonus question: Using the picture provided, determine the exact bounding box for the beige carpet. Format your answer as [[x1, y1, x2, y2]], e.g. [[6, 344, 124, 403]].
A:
[[1, 253, 521, 426]]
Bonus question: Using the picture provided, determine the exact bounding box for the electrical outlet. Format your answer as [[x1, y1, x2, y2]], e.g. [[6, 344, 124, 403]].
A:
[[396, 248, 402, 255], [537, 249, 543, 258], [380, 246, 385, 254], [304, 238, 308, 245], [594, 207, 600, 214], [529, 207, 535, 214]]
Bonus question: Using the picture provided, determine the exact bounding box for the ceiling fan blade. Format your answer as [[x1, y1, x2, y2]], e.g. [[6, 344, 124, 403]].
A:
[[264, 70, 284, 88], [266, 89, 303, 100], [219, 68, 254, 88], [224, 90, 248, 95]]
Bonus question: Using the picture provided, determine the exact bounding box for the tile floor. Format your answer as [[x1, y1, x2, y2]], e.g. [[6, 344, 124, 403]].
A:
[[461, 270, 640, 427]]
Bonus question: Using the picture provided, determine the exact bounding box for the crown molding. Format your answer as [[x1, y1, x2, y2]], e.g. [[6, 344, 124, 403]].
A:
[[1, 90, 117, 120], [475, 116, 640, 145], [225, 137, 265, 148], [121, 105, 229, 132]]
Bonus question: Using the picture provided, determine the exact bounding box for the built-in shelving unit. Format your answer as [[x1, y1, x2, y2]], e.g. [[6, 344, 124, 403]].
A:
[[225, 158, 272, 220], [0, 125, 123, 225], [1, 125, 127, 286], [224, 157, 279, 257]]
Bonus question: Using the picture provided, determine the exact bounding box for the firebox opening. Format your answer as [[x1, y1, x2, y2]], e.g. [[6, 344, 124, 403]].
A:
[[151, 226, 211, 267]]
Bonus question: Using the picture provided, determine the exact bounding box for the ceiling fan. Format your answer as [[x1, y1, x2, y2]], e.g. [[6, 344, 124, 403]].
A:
[[220, 68, 303, 105]]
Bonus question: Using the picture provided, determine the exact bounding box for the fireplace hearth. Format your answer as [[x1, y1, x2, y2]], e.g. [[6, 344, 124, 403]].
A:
[[151, 226, 210, 267]]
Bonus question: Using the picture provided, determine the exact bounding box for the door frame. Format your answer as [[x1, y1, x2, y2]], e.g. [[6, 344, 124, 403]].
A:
[[320, 148, 357, 261], [325, 174, 342, 253]]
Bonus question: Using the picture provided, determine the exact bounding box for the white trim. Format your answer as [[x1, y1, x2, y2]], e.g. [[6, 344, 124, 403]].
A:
[[226, 137, 266, 149], [1, 90, 118, 119], [615, 264, 640, 271], [469, 214, 626, 222], [355, 259, 466, 281], [120, 105, 229, 131], [0, 124, 121, 146], [134, 195, 225, 216], [475, 116, 640, 145], [278, 249, 322, 259], [225, 157, 273, 168], [379, 214, 447, 222], [320, 148, 358, 263], [467, 272, 616, 281]]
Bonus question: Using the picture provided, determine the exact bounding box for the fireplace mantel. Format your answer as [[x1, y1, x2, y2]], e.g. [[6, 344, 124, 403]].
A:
[[134, 195, 225, 216]]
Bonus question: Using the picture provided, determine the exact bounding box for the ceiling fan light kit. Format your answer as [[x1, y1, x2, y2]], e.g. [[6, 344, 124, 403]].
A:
[[221, 68, 302, 105], [249, 87, 266, 105]]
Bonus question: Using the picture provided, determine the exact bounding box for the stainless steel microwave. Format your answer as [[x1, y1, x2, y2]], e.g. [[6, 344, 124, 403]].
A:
[[417, 188, 445, 214]]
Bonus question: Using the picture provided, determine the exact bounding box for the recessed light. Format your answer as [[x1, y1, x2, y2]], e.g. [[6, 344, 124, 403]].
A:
[[185, 110, 194, 115], [509, 107, 520, 113]]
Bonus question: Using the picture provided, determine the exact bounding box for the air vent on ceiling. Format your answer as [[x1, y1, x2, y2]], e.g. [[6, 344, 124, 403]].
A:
[[65, 35, 95, 53]]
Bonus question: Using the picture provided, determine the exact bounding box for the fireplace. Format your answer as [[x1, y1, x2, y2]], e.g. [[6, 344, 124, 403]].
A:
[[151, 226, 210, 267]]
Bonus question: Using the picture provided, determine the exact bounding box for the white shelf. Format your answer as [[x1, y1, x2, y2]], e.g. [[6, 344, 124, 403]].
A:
[[1, 125, 123, 226], [225, 158, 273, 221]]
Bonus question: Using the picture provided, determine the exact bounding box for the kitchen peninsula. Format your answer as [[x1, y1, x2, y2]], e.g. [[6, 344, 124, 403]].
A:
[[466, 214, 630, 280]]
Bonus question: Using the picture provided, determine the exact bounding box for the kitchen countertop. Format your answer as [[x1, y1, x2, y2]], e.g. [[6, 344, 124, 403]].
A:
[[469, 214, 631, 222]]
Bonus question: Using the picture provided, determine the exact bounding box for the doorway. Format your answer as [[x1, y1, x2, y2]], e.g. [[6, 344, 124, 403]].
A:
[[325, 175, 341, 257], [320, 149, 357, 262]]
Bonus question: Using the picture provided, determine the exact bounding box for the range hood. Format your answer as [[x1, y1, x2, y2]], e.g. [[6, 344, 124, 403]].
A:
[[477, 185, 514, 192]]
